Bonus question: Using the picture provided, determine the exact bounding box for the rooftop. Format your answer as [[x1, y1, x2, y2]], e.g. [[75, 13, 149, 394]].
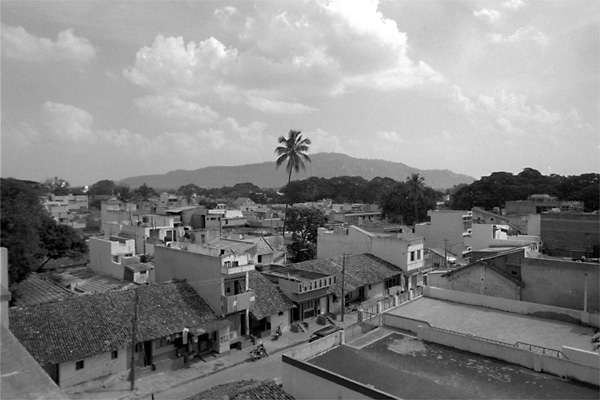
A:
[[9, 281, 224, 366], [387, 296, 596, 352], [292, 254, 403, 297], [248, 271, 296, 320], [307, 328, 598, 399]]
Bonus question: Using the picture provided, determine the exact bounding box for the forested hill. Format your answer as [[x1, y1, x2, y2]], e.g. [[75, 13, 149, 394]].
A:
[[117, 153, 475, 190]]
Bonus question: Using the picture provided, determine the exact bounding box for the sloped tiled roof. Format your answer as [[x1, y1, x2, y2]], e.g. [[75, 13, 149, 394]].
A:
[[11, 274, 73, 307], [292, 254, 403, 297], [234, 381, 295, 400], [9, 281, 222, 366], [208, 238, 257, 254], [242, 237, 286, 256], [248, 271, 295, 320]]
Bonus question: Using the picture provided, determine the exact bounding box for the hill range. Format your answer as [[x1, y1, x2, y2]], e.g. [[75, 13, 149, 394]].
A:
[[118, 152, 475, 190]]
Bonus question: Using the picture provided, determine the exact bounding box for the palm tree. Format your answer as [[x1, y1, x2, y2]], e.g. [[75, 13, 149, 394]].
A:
[[406, 173, 425, 225], [275, 130, 311, 235]]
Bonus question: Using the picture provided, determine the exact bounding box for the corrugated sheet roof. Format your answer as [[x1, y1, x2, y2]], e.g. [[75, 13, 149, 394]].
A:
[[9, 281, 222, 366]]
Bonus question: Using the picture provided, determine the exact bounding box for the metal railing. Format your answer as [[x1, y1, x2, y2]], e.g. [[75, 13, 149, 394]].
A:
[[516, 342, 569, 359]]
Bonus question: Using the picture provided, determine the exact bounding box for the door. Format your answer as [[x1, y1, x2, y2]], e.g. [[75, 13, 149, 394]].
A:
[[143, 340, 153, 366]]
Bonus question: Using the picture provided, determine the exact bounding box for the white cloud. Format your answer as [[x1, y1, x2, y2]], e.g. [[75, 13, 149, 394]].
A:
[[487, 26, 548, 46], [133, 95, 219, 125], [451, 85, 475, 113], [1, 25, 97, 67], [502, 0, 526, 11], [244, 95, 318, 114], [376, 131, 403, 143], [41, 102, 95, 144], [473, 9, 501, 24], [124, 0, 443, 113]]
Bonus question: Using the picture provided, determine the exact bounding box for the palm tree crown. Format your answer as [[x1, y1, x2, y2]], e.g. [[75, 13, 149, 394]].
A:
[[275, 130, 311, 236], [275, 130, 312, 177]]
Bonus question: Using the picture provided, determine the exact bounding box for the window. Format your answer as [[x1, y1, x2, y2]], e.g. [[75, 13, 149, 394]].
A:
[[417, 250, 422, 260], [139, 270, 147, 275], [113, 255, 120, 263], [410, 252, 415, 262], [111, 350, 118, 359], [278, 311, 284, 316], [257, 255, 263, 263], [76, 360, 84, 370]]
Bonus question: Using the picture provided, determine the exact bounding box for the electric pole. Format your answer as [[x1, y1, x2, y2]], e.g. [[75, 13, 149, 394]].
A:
[[341, 254, 346, 322], [130, 288, 138, 391]]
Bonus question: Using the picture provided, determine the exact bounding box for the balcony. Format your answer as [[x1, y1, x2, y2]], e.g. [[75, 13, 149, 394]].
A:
[[222, 290, 255, 314], [221, 262, 255, 275]]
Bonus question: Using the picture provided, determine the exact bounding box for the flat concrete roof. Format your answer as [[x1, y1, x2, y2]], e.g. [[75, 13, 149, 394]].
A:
[[387, 297, 597, 352], [309, 329, 599, 399]]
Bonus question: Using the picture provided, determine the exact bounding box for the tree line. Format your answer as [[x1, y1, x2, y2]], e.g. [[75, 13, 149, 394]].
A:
[[449, 168, 599, 212]]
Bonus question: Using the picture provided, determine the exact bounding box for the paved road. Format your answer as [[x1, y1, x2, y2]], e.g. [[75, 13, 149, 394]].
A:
[[152, 351, 284, 399]]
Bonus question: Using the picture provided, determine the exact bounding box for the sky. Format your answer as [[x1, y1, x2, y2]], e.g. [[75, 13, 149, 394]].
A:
[[1, 0, 598, 187]]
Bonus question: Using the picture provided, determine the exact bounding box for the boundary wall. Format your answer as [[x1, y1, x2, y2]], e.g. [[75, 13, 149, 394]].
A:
[[424, 286, 598, 328], [282, 330, 400, 399], [380, 312, 599, 386]]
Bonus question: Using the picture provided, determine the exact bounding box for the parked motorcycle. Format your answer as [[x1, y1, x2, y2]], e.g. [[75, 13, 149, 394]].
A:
[[272, 325, 282, 341], [250, 343, 269, 361]]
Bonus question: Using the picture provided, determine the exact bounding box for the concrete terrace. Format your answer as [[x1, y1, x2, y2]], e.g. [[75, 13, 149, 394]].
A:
[[309, 329, 599, 400], [387, 296, 597, 352]]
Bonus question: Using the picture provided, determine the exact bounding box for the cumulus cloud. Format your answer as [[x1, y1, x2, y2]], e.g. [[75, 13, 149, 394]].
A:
[[1, 25, 97, 67], [487, 26, 548, 46], [41, 102, 95, 144], [134, 95, 219, 124], [474, 8, 501, 24], [451, 88, 581, 137], [124, 0, 443, 114], [376, 131, 403, 143], [451, 85, 475, 113], [502, 0, 526, 11]]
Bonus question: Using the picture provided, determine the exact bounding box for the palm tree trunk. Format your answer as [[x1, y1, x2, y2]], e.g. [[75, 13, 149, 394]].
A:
[[281, 168, 293, 238]]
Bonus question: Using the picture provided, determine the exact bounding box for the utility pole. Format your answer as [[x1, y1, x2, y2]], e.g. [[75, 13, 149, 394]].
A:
[[444, 239, 448, 270], [341, 254, 346, 322], [130, 288, 139, 391]]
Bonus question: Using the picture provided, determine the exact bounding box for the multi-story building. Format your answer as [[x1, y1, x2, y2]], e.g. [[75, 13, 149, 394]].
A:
[[154, 238, 258, 348], [415, 210, 473, 264], [317, 225, 425, 291], [88, 236, 154, 283]]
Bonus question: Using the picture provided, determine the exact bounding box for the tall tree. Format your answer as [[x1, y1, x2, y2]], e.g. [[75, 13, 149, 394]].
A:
[[275, 130, 311, 234], [285, 207, 327, 263], [406, 173, 426, 224], [1, 178, 87, 284]]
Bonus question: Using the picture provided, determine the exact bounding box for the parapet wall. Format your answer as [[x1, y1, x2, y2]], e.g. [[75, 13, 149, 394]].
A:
[[424, 286, 598, 328]]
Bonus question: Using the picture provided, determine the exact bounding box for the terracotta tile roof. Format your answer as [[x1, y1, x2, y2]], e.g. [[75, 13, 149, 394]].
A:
[[9, 281, 222, 366], [243, 237, 285, 255], [208, 238, 257, 254], [248, 271, 295, 320], [292, 254, 403, 297], [234, 381, 295, 400], [11, 274, 73, 307]]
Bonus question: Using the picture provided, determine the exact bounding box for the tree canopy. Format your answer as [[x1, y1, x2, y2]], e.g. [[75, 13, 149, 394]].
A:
[[450, 169, 599, 211], [285, 207, 327, 263], [1, 178, 88, 285]]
